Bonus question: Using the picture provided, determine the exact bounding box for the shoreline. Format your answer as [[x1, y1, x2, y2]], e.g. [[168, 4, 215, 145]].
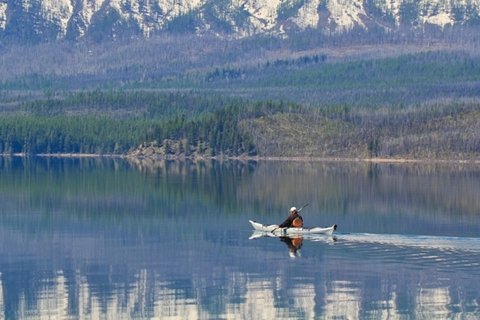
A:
[[1, 153, 480, 165]]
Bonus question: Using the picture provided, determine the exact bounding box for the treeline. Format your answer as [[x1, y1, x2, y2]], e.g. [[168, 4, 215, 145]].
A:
[[19, 90, 239, 118], [0, 116, 151, 154], [205, 54, 327, 82], [1, 93, 479, 159], [0, 113, 242, 155], [0, 95, 295, 156]]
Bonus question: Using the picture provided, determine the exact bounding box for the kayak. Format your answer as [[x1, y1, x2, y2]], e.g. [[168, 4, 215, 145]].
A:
[[249, 220, 337, 236]]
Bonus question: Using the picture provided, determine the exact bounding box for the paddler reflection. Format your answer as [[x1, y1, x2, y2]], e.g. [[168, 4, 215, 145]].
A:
[[280, 236, 303, 258]]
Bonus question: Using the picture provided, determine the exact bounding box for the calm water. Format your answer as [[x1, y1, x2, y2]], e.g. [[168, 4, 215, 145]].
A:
[[0, 157, 479, 319]]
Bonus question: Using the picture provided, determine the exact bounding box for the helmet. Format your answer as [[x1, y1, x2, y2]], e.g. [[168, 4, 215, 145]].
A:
[[290, 207, 297, 212]]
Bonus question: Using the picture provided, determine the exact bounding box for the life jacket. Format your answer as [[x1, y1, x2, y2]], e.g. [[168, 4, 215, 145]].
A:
[[292, 216, 303, 228], [291, 237, 303, 248]]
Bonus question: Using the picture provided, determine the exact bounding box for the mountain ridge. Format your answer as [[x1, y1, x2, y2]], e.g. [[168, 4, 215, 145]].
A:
[[1, 0, 480, 44]]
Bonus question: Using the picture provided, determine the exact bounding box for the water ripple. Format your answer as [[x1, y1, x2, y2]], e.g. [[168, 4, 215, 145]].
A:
[[332, 233, 480, 273]]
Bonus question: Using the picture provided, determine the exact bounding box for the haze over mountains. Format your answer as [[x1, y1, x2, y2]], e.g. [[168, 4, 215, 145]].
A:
[[1, 0, 480, 44]]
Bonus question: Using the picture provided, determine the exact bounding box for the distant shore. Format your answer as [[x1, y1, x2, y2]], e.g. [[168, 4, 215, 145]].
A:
[[1, 153, 125, 158], [236, 156, 480, 165], [2, 153, 480, 165]]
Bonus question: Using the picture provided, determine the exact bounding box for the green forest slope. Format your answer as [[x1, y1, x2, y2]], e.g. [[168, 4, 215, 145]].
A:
[[1, 48, 479, 160]]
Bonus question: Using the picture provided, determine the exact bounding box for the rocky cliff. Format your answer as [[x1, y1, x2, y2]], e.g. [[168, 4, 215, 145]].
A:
[[1, 0, 479, 43]]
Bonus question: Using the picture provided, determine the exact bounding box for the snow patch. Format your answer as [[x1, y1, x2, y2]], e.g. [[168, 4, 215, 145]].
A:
[[0, 2, 7, 30], [149, 0, 205, 35], [75, 0, 106, 37], [290, 0, 321, 29], [423, 12, 454, 27], [107, 0, 204, 37], [327, 0, 366, 32], [40, 0, 74, 38], [243, 0, 281, 31], [417, 0, 455, 27], [21, 0, 33, 12], [211, 0, 282, 37], [371, 0, 402, 25]]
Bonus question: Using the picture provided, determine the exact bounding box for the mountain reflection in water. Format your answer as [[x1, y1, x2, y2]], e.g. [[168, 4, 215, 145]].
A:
[[0, 157, 479, 319]]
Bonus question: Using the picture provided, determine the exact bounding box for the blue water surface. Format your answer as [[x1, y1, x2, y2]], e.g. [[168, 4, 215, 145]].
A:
[[0, 157, 479, 319]]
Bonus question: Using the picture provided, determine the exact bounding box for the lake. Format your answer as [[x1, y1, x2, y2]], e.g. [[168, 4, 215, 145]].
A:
[[0, 157, 479, 319]]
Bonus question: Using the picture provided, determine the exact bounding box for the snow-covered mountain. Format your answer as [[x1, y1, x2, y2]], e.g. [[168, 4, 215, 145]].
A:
[[1, 0, 479, 43]]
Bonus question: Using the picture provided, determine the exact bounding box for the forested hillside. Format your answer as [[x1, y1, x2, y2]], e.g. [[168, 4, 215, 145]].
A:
[[1, 91, 479, 159], [1, 34, 479, 160]]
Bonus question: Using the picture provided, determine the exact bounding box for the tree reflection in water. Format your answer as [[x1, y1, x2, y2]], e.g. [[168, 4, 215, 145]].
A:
[[0, 157, 479, 319]]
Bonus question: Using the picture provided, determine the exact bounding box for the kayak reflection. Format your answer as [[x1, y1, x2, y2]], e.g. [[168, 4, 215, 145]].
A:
[[280, 236, 303, 258], [249, 231, 337, 258]]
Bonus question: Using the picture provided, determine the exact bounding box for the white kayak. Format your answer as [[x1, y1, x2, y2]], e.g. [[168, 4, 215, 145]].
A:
[[249, 220, 337, 236]]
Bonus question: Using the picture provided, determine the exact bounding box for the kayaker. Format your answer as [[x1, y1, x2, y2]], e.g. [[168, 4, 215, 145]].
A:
[[279, 207, 304, 228]]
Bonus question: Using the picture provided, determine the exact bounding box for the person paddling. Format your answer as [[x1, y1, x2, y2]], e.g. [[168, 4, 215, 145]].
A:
[[279, 207, 304, 228]]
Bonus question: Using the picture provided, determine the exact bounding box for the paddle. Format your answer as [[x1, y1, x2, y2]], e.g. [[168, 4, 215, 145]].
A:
[[271, 203, 309, 233], [297, 203, 309, 212]]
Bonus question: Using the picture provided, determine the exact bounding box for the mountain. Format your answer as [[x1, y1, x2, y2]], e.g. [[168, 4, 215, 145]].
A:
[[1, 0, 479, 44]]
